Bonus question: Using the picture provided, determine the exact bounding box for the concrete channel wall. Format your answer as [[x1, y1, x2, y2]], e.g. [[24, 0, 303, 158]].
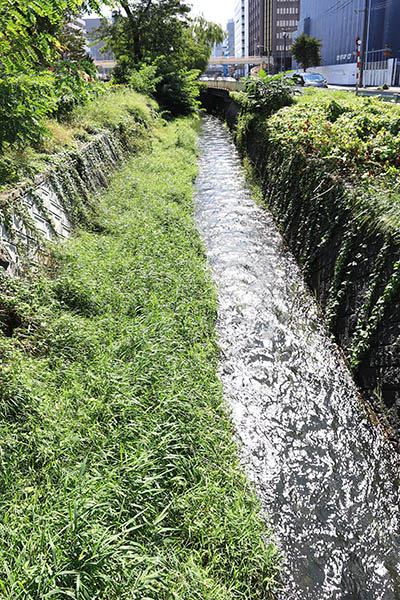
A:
[[202, 86, 400, 439], [0, 133, 122, 277]]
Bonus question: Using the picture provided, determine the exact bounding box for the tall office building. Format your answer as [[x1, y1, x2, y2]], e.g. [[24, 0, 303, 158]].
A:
[[274, 0, 300, 70], [248, 0, 299, 70], [248, 0, 264, 57], [235, 0, 249, 75], [227, 18, 235, 57], [296, 0, 400, 69]]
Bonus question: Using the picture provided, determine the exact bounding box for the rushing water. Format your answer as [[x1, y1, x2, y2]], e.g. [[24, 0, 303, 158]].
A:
[[194, 116, 400, 600]]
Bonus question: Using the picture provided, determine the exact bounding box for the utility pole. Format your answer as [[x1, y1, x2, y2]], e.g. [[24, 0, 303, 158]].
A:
[[356, 37, 362, 93], [359, 0, 370, 88]]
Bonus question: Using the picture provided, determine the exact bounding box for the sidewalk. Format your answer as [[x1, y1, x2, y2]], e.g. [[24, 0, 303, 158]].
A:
[[329, 84, 400, 93]]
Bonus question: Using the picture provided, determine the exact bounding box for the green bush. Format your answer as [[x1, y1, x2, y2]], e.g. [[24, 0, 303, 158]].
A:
[[0, 73, 57, 150], [128, 64, 161, 96], [52, 63, 105, 121], [236, 88, 400, 238], [234, 74, 296, 115], [156, 69, 201, 116]]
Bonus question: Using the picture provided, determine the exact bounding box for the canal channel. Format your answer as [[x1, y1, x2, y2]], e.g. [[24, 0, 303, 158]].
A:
[[194, 116, 400, 599]]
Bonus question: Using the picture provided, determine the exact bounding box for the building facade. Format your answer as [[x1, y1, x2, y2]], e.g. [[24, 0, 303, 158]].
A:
[[227, 18, 235, 57], [296, 0, 400, 68], [247, 0, 300, 71], [274, 0, 300, 71], [248, 0, 264, 57], [234, 0, 249, 75]]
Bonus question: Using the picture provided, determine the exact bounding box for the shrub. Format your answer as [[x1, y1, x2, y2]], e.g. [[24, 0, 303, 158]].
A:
[[234, 74, 296, 115], [52, 63, 103, 121], [0, 73, 57, 151], [128, 64, 162, 96], [156, 69, 201, 116]]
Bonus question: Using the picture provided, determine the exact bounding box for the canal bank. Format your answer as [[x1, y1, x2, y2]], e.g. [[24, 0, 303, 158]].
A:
[[195, 115, 400, 599], [201, 85, 400, 440]]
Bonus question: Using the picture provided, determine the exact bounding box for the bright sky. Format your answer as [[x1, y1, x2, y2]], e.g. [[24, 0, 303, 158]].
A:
[[91, 1, 235, 28], [188, 0, 235, 27]]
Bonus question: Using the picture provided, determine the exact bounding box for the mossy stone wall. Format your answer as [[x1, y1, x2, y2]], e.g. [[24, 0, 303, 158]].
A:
[[0, 133, 123, 276]]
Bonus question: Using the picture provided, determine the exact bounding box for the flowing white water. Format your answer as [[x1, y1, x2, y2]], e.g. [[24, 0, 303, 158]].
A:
[[195, 116, 400, 599]]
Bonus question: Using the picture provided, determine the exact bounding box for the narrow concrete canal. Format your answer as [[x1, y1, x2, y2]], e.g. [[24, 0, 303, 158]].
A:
[[195, 116, 400, 599]]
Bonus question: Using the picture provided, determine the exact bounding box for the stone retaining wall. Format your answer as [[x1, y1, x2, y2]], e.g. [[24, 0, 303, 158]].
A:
[[0, 133, 122, 277]]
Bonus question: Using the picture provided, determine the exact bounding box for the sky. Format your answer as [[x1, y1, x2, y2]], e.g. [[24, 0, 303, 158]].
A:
[[90, 1, 235, 28], [187, 0, 235, 27]]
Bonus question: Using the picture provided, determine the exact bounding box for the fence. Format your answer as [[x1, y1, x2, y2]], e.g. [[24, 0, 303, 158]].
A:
[[363, 50, 397, 87]]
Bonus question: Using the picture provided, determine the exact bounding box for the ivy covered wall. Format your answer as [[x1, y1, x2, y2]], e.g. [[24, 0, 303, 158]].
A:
[[0, 133, 123, 277]]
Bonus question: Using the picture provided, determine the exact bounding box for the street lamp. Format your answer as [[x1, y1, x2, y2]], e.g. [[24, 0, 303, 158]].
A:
[[283, 32, 289, 72], [255, 42, 271, 74]]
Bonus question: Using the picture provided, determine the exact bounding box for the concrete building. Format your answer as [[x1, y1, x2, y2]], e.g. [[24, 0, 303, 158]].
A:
[[234, 0, 249, 76], [274, 0, 300, 71], [295, 0, 400, 85], [227, 18, 235, 57], [248, 0, 300, 71], [248, 0, 264, 57], [211, 42, 225, 58], [84, 18, 115, 78]]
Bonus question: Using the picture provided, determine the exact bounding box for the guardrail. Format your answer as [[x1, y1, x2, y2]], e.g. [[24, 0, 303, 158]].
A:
[[202, 78, 400, 103], [201, 79, 244, 92], [356, 89, 400, 103]]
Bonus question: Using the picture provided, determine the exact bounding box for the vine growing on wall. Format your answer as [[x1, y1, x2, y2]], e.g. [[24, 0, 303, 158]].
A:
[[350, 246, 400, 373], [1, 133, 125, 274]]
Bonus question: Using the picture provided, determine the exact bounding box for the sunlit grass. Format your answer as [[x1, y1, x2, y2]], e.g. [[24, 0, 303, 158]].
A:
[[0, 118, 280, 599], [73, 87, 157, 132], [0, 88, 156, 189]]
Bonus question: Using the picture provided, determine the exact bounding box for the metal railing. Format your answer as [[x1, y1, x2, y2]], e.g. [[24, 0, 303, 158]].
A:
[[203, 78, 400, 103], [201, 78, 245, 92]]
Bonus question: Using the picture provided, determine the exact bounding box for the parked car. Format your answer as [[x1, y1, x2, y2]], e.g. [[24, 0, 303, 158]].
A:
[[292, 72, 328, 88]]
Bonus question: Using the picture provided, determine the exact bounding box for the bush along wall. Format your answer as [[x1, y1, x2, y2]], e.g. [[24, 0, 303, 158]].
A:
[[0, 89, 155, 277], [208, 84, 400, 439]]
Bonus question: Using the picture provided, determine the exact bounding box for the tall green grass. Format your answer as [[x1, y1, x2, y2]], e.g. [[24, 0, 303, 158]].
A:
[[0, 118, 280, 599], [0, 88, 157, 189]]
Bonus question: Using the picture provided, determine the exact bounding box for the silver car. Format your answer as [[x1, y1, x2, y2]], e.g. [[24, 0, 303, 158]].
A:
[[292, 72, 328, 88]]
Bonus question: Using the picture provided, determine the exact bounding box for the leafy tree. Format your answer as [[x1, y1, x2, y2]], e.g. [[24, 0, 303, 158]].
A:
[[94, 1, 224, 114], [292, 33, 322, 72], [0, 0, 108, 73], [96, 2, 224, 80], [181, 16, 225, 73], [97, 0, 191, 76], [0, 0, 110, 150], [0, 73, 56, 150]]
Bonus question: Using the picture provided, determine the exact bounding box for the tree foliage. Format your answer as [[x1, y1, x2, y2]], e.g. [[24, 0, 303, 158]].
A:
[[292, 33, 322, 72], [58, 18, 95, 73], [94, 1, 224, 114], [0, 0, 111, 151], [0, 0, 108, 73], [235, 74, 296, 115], [0, 73, 56, 149], [96, 1, 224, 80]]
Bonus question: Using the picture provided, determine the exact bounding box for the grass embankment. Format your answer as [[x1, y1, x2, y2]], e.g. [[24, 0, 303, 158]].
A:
[[0, 87, 157, 189], [0, 117, 280, 598]]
